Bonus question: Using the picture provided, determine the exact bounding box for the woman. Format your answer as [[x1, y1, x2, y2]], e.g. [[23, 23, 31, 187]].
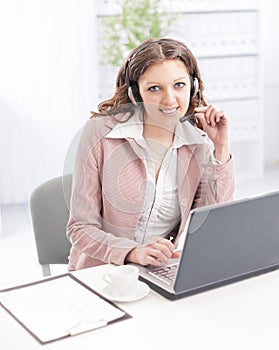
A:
[[66, 38, 235, 270]]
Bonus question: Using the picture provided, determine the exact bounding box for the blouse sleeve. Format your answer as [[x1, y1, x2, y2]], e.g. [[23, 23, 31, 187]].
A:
[[191, 140, 235, 209], [66, 119, 139, 269]]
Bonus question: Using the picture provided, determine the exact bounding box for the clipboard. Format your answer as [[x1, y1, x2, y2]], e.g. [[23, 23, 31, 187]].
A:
[[0, 273, 131, 344]]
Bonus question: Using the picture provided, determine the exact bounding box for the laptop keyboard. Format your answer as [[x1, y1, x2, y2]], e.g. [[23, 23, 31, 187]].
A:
[[148, 264, 178, 285]]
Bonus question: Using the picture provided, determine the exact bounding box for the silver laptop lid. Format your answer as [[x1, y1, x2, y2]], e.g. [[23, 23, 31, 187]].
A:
[[174, 191, 279, 294]]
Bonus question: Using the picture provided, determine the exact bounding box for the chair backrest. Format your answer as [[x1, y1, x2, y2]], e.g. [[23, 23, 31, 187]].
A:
[[30, 174, 72, 276]]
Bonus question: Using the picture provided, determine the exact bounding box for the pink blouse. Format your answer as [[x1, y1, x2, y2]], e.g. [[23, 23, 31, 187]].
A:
[[66, 114, 235, 270]]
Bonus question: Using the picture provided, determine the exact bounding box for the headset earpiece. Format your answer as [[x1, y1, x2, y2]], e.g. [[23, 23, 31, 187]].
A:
[[128, 86, 137, 106], [125, 58, 142, 105], [191, 77, 199, 99], [128, 82, 142, 106]]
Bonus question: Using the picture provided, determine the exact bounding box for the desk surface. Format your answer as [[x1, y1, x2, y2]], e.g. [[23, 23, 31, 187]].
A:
[[1, 264, 279, 350]]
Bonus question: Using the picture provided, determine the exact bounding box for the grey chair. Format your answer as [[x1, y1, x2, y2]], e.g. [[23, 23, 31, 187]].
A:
[[30, 174, 72, 276]]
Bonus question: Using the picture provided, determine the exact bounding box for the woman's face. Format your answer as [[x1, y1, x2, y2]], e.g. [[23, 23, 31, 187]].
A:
[[138, 59, 191, 129]]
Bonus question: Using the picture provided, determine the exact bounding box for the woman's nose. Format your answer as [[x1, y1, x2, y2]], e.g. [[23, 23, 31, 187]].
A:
[[161, 88, 176, 106]]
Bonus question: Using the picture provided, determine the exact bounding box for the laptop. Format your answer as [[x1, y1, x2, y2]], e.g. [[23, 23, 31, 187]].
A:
[[133, 190, 279, 300]]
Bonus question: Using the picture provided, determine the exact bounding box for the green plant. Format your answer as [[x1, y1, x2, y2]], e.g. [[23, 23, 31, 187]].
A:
[[100, 0, 176, 67]]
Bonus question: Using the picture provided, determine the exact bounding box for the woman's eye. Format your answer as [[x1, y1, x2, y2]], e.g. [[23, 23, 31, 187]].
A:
[[175, 82, 185, 89], [148, 86, 160, 92]]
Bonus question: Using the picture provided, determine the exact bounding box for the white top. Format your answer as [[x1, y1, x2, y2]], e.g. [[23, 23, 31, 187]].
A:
[[105, 112, 211, 244], [135, 143, 180, 244]]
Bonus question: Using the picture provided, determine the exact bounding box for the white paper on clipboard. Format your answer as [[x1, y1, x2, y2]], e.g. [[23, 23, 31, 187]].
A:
[[0, 274, 128, 343]]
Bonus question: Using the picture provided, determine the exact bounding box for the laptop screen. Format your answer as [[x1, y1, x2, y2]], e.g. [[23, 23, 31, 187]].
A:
[[174, 191, 279, 293]]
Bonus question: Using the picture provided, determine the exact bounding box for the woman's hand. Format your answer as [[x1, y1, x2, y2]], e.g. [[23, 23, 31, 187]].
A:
[[125, 238, 180, 267], [194, 105, 230, 163]]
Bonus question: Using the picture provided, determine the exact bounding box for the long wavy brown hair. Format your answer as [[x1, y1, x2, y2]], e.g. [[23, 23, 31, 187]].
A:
[[91, 38, 207, 129]]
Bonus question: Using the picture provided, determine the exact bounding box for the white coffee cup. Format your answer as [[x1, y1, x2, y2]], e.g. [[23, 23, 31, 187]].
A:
[[103, 265, 139, 297]]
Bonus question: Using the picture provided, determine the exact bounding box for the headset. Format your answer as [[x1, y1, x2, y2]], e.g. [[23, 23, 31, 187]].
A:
[[124, 39, 200, 123]]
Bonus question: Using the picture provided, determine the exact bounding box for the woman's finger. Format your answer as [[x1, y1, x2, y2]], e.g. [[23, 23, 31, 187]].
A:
[[207, 106, 217, 126], [195, 105, 226, 127], [148, 248, 169, 264], [152, 242, 172, 258], [194, 112, 207, 130], [146, 255, 162, 266]]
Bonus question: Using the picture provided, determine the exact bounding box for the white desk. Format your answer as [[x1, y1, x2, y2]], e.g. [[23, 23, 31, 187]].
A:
[[1, 264, 279, 350]]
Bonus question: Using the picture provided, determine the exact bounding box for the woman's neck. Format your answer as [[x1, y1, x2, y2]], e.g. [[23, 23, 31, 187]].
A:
[[143, 122, 175, 148]]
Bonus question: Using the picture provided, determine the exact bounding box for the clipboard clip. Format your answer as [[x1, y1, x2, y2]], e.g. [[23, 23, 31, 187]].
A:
[[68, 319, 108, 336]]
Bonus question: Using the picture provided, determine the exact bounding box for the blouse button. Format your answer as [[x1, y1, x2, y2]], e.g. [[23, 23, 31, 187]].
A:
[[205, 166, 214, 175], [181, 198, 188, 206]]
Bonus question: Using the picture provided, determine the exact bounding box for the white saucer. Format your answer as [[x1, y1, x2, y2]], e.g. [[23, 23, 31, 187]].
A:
[[102, 281, 150, 302]]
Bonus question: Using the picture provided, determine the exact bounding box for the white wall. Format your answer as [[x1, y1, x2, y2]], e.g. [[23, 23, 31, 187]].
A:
[[260, 0, 279, 166], [0, 0, 98, 204]]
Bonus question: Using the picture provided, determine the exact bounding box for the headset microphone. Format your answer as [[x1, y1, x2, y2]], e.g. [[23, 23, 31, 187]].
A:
[[179, 111, 196, 124]]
